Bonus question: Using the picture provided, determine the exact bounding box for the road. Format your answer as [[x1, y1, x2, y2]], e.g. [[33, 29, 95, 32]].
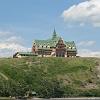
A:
[[30, 98, 100, 100]]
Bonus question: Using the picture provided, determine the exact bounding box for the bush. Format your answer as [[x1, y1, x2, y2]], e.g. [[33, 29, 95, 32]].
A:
[[36, 77, 64, 98]]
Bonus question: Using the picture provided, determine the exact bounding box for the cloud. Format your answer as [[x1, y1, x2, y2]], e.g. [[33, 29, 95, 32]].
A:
[[76, 40, 100, 57], [5, 36, 24, 45], [0, 31, 13, 38], [77, 40, 96, 46], [78, 49, 100, 57], [0, 31, 31, 57], [62, 0, 100, 27], [0, 43, 29, 51], [0, 31, 11, 35]]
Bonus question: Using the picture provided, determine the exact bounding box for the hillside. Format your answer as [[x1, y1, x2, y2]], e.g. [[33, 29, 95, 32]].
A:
[[0, 57, 100, 98]]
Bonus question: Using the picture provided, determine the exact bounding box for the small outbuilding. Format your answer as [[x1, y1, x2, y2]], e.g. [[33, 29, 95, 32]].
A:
[[13, 52, 38, 58]]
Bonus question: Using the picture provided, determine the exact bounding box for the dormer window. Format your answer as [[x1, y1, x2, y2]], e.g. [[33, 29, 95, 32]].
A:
[[48, 45, 50, 48], [73, 47, 75, 49], [44, 45, 46, 48], [39, 45, 42, 48]]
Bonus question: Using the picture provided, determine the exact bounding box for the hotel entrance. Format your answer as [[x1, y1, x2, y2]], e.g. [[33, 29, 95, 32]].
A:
[[56, 38, 66, 57]]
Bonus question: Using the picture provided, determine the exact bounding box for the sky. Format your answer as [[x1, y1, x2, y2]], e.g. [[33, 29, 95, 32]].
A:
[[0, 0, 100, 57]]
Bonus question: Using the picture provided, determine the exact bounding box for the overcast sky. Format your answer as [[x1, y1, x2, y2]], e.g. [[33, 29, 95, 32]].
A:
[[0, 0, 100, 57]]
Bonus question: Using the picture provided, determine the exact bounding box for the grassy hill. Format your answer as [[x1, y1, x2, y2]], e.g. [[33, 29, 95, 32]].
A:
[[0, 57, 100, 98]]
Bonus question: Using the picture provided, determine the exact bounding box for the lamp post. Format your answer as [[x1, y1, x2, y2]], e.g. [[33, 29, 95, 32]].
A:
[[42, 46, 44, 57]]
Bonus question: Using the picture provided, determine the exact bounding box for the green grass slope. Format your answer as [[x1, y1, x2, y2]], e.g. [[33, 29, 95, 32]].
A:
[[0, 57, 100, 97]]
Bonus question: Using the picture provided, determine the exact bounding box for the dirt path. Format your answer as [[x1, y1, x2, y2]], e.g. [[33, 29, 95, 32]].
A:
[[0, 72, 8, 80], [95, 59, 100, 78]]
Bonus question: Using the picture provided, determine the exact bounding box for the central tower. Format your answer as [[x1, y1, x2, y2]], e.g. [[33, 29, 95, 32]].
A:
[[56, 38, 66, 57], [52, 28, 57, 39]]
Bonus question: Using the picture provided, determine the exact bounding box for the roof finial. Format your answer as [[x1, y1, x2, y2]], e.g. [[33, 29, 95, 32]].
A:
[[52, 28, 57, 39]]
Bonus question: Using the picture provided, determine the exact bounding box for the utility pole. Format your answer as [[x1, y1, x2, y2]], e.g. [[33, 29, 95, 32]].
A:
[[42, 47, 44, 57]]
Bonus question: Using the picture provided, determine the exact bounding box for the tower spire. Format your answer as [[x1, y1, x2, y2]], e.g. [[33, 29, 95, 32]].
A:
[[52, 28, 57, 39]]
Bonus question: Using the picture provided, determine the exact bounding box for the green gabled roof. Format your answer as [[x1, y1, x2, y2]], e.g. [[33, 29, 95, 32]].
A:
[[65, 41, 76, 47], [33, 29, 77, 51], [65, 41, 77, 51], [33, 29, 61, 48], [17, 52, 38, 56], [34, 40, 77, 51], [34, 36, 60, 48]]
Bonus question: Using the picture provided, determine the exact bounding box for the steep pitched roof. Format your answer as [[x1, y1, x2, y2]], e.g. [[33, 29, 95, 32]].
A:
[[52, 28, 57, 39], [33, 29, 60, 49], [34, 38, 59, 49], [65, 41, 77, 51], [33, 30, 77, 51]]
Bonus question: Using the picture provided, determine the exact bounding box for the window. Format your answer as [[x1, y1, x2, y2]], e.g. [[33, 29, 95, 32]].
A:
[[48, 45, 50, 48], [73, 47, 75, 49], [44, 45, 46, 48]]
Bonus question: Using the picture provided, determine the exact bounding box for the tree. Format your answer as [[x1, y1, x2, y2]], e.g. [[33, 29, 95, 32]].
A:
[[36, 77, 64, 98]]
